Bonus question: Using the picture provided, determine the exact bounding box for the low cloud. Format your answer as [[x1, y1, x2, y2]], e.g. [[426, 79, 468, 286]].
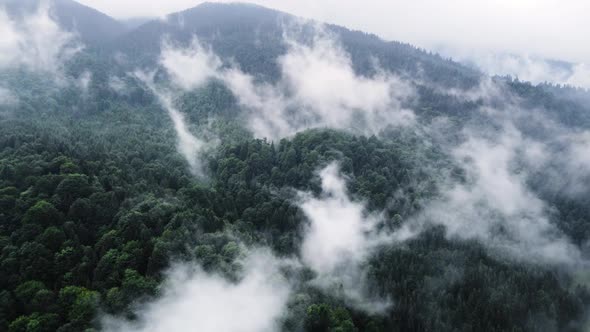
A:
[[134, 70, 211, 177], [441, 49, 590, 89], [76, 70, 92, 94], [398, 111, 585, 266], [159, 38, 222, 90], [235, 29, 415, 139], [155, 26, 415, 140], [102, 249, 292, 332], [565, 63, 590, 89], [0, 2, 82, 79], [298, 162, 391, 313], [0, 86, 17, 106], [101, 163, 393, 332], [108, 76, 129, 94]]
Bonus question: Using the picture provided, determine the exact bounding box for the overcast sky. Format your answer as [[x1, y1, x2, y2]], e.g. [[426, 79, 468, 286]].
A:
[[76, 0, 589, 64]]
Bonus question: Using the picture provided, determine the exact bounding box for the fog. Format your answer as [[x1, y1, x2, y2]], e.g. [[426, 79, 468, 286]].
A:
[[0, 86, 17, 106], [156, 29, 414, 140], [118, 22, 590, 328], [438, 49, 590, 89], [1, 0, 589, 330], [134, 70, 211, 177], [298, 162, 391, 312], [0, 2, 81, 77], [159, 39, 222, 91], [79, 0, 590, 89], [102, 249, 292, 332], [401, 122, 584, 266], [77, 0, 589, 69]]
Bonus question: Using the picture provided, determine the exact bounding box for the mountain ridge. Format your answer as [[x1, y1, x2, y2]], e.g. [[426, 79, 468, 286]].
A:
[[0, 0, 127, 46]]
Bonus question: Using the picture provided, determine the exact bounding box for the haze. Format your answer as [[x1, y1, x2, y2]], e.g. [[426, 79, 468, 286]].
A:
[[77, 0, 589, 65]]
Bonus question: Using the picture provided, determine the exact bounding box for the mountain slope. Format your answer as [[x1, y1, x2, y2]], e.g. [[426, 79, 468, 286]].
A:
[[112, 2, 481, 88], [1, 0, 126, 46], [109, 2, 590, 129], [1, 2, 590, 332]]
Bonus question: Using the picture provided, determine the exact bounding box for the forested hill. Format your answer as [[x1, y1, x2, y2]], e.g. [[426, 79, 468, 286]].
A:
[[111, 2, 481, 87], [111, 2, 590, 127], [1, 1, 590, 332], [0, 0, 126, 46]]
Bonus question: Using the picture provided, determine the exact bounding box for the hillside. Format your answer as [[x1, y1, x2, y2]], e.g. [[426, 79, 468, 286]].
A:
[[0, 0, 126, 46], [0, 1, 589, 332], [112, 3, 481, 87]]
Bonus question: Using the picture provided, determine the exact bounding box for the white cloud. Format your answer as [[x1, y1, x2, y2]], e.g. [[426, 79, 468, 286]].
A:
[[299, 163, 377, 274], [160, 38, 222, 90], [223, 29, 414, 139], [298, 162, 390, 313], [155, 29, 414, 140], [0, 86, 17, 106], [0, 2, 82, 78], [76, 0, 590, 66], [102, 249, 292, 332], [108, 76, 128, 94], [275, 31, 415, 133], [134, 70, 210, 176], [566, 63, 590, 89], [398, 121, 583, 266], [440, 49, 590, 89], [77, 70, 92, 93]]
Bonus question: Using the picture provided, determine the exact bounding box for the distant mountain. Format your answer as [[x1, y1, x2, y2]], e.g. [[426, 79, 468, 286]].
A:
[[1, 0, 126, 46], [111, 2, 481, 88], [105, 2, 590, 127], [120, 17, 156, 31]]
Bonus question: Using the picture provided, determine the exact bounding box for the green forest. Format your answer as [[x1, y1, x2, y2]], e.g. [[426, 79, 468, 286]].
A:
[[1, 1, 590, 331]]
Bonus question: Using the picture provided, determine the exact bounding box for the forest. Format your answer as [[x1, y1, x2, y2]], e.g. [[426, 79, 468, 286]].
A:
[[0, 1, 590, 331]]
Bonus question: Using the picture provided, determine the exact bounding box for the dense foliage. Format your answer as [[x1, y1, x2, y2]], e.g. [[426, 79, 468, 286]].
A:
[[1, 2, 590, 332]]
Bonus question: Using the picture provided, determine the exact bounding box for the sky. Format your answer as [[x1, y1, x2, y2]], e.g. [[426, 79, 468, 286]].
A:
[[75, 0, 589, 65]]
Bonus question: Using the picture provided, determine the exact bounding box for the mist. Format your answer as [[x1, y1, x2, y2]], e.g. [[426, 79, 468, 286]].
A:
[[3, 1, 589, 331], [129, 21, 590, 321], [0, 86, 17, 106], [155, 27, 415, 141], [403, 124, 583, 265], [439, 49, 590, 89], [102, 249, 292, 332], [159, 38, 222, 91], [298, 162, 391, 312], [134, 70, 210, 177], [0, 1, 82, 78]]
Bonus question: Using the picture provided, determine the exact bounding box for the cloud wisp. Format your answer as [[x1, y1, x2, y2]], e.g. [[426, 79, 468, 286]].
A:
[[159, 38, 222, 90], [235, 30, 415, 139], [298, 162, 391, 313], [396, 101, 588, 267], [102, 249, 292, 332], [101, 163, 393, 332], [0, 2, 82, 79], [0, 86, 17, 107], [440, 49, 590, 89], [134, 70, 210, 177], [156, 27, 415, 141]]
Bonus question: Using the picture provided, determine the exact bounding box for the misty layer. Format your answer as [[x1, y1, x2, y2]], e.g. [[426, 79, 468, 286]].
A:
[[406, 126, 583, 265], [134, 70, 210, 177], [442, 49, 590, 89], [0, 2, 81, 78], [298, 162, 390, 312], [156, 28, 415, 140], [102, 250, 292, 332]]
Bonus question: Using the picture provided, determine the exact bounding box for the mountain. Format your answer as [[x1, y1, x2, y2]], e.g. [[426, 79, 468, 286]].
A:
[[111, 2, 480, 87], [1, 2, 590, 332], [107, 2, 590, 128], [1, 0, 126, 46], [120, 17, 155, 31]]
